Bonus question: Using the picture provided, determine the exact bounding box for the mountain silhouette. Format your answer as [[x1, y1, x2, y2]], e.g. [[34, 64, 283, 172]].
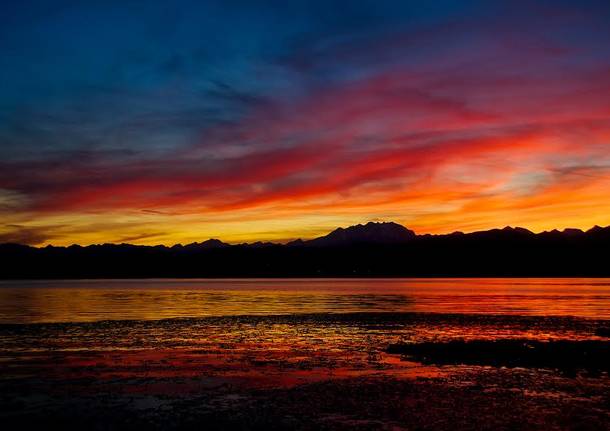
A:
[[179, 239, 230, 250], [2, 221, 610, 278], [307, 222, 416, 246]]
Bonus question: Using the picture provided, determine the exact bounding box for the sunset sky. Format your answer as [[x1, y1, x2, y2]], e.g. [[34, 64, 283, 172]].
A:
[[1, 0, 610, 245]]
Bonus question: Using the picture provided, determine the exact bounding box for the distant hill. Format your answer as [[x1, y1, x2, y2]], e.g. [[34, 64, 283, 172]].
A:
[[306, 222, 416, 246], [177, 239, 230, 250], [1, 222, 610, 278]]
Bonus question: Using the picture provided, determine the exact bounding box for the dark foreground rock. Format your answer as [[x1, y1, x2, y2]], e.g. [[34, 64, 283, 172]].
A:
[[595, 327, 610, 337], [387, 339, 610, 374]]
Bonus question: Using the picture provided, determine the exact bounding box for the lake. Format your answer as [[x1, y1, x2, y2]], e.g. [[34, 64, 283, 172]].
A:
[[1, 278, 609, 323]]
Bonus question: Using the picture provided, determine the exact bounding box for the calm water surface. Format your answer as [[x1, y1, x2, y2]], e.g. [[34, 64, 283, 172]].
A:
[[1, 278, 609, 323]]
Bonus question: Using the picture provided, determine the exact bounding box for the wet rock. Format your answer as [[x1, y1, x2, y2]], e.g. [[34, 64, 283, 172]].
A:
[[387, 339, 610, 373], [595, 327, 610, 337]]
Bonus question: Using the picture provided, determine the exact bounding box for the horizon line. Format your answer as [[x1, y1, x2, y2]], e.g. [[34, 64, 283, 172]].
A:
[[4, 221, 609, 249]]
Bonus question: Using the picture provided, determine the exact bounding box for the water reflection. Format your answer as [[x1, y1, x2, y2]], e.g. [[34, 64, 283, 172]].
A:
[[0, 278, 609, 323]]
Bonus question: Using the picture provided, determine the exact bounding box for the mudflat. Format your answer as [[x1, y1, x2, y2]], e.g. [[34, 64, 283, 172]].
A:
[[1, 312, 609, 430]]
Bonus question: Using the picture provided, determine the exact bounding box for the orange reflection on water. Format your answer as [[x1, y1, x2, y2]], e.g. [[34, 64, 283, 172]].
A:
[[0, 278, 609, 324]]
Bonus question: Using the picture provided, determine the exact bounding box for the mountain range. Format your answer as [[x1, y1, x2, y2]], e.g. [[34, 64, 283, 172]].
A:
[[157, 221, 609, 249], [1, 221, 610, 278]]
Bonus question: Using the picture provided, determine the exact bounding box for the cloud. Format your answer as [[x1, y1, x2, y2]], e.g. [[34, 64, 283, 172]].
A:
[[0, 225, 57, 245]]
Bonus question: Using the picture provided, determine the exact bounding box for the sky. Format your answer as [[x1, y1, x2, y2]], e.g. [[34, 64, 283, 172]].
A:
[[1, 0, 610, 245]]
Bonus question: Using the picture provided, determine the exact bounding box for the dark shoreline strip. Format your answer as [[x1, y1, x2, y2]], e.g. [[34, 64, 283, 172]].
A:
[[0, 311, 603, 328]]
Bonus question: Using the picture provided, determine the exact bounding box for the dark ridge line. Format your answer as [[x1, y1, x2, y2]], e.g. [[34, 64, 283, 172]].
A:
[[2, 221, 610, 278]]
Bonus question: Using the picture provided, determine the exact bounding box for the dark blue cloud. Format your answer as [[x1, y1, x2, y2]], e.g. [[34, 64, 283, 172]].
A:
[[0, 1, 489, 156]]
